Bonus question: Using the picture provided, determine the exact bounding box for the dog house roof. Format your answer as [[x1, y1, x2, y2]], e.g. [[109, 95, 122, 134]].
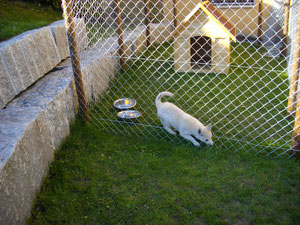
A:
[[173, 0, 236, 42]]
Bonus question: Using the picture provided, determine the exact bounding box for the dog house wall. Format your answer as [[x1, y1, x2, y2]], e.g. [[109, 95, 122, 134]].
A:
[[174, 13, 231, 74]]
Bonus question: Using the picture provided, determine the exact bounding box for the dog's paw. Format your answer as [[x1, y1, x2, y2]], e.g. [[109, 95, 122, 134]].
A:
[[193, 142, 200, 147], [169, 131, 177, 135]]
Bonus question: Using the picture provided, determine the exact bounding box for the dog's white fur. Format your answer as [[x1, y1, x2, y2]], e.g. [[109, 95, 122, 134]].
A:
[[156, 91, 213, 146]]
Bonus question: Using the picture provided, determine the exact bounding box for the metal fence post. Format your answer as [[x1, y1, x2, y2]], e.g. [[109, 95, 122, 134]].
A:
[[62, 0, 89, 121]]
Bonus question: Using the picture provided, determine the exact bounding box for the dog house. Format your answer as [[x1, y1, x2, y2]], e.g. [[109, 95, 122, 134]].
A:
[[173, 1, 236, 74]]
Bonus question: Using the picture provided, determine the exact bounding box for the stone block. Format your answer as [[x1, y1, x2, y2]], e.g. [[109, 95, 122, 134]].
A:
[[0, 106, 54, 225], [43, 90, 71, 149], [89, 57, 111, 101], [32, 27, 60, 75], [50, 20, 69, 61], [0, 61, 78, 224], [132, 26, 146, 56], [46, 28, 61, 65], [25, 34, 46, 78], [123, 39, 133, 60], [74, 18, 89, 52], [0, 57, 15, 108], [0, 45, 25, 94], [50, 18, 89, 58], [81, 65, 93, 103], [9, 40, 34, 88], [0, 91, 4, 109], [21, 37, 40, 82], [64, 80, 78, 122]]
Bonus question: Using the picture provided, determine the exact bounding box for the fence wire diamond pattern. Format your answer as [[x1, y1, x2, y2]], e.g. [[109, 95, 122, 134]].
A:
[[63, 0, 300, 157]]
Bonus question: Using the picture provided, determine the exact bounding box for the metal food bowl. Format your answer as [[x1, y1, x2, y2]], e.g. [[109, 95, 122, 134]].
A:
[[117, 110, 141, 119], [113, 98, 136, 110]]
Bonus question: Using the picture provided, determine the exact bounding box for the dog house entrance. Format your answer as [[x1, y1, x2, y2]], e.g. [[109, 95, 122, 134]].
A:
[[190, 36, 211, 69]]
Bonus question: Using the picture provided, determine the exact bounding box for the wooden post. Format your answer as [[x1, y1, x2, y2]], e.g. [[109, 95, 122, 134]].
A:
[[173, 0, 178, 29], [290, 5, 300, 157], [62, 0, 89, 121], [115, 0, 125, 70], [287, 5, 300, 116], [281, 0, 291, 56], [144, 0, 151, 47], [257, 0, 263, 43], [283, 0, 291, 36]]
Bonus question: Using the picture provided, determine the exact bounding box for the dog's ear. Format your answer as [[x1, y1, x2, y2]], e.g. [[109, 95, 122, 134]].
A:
[[198, 129, 201, 135], [207, 123, 212, 130]]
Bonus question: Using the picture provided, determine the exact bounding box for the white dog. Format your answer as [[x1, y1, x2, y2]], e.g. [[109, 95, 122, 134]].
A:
[[155, 91, 213, 146]]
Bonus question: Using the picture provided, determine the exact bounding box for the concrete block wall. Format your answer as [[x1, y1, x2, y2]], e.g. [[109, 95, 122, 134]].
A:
[[0, 20, 170, 225]]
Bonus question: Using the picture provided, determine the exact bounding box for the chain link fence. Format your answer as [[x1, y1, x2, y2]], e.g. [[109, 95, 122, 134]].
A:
[[62, 0, 300, 157]]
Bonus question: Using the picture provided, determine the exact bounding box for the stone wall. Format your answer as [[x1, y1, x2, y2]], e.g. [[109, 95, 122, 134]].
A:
[[0, 19, 88, 110], [0, 20, 172, 225]]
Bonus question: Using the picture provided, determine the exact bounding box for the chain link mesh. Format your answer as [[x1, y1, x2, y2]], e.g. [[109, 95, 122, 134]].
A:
[[63, 0, 300, 157]]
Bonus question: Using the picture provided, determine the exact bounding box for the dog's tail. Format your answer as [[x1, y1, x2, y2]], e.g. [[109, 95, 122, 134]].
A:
[[155, 91, 174, 107]]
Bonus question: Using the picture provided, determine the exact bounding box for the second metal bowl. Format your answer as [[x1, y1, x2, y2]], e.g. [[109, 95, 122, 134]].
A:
[[117, 110, 141, 119]]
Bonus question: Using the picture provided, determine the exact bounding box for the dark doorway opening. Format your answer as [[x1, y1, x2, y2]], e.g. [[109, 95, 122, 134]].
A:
[[190, 36, 211, 69]]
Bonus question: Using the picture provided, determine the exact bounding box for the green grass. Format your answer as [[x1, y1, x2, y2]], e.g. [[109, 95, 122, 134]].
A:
[[0, 0, 62, 41], [28, 119, 300, 224], [89, 40, 293, 156]]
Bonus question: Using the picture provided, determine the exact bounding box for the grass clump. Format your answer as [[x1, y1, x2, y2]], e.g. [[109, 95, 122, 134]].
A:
[[0, 0, 62, 41], [28, 119, 300, 225]]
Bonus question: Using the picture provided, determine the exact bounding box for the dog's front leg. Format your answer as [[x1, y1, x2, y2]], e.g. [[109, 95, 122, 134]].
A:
[[179, 133, 200, 146]]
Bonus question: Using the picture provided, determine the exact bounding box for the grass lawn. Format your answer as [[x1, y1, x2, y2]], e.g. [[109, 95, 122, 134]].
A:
[[89, 40, 293, 156], [28, 118, 300, 224], [0, 0, 62, 41]]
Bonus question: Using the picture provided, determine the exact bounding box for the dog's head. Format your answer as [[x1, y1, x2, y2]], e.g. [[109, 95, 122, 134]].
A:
[[197, 124, 213, 145]]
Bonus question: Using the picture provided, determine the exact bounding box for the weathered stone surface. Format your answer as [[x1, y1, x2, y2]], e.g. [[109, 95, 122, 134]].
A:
[[132, 26, 146, 56], [50, 18, 89, 60], [0, 57, 15, 108], [46, 28, 61, 66], [123, 39, 133, 59], [20, 38, 40, 83], [0, 91, 5, 109], [0, 45, 25, 94], [89, 56, 111, 101], [32, 27, 60, 74], [50, 20, 69, 61], [0, 106, 54, 224], [9, 40, 34, 88], [0, 61, 77, 225], [25, 33, 46, 78], [74, 18, 89, 52]]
